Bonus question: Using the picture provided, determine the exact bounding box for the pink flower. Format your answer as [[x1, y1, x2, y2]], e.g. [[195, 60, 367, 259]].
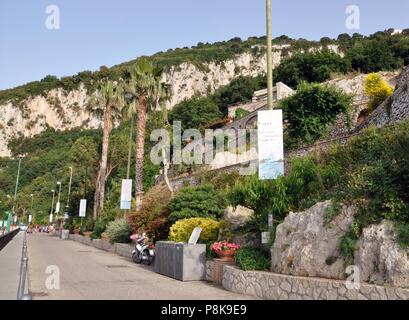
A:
[[210, 241, 241, 252]]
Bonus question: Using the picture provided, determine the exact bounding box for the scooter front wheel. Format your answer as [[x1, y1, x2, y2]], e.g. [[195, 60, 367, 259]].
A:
[[132, 252, 142, 264], [142, 249, 154, 265]]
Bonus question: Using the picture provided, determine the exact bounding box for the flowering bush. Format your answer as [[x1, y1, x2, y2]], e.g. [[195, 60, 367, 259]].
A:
[[168, 217, 221, 243], [211, 241, 240, 253]]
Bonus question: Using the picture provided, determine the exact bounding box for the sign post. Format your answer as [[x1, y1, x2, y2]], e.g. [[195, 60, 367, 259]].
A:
[[79, 199, 87, 229], [120, 179, 132, 210]]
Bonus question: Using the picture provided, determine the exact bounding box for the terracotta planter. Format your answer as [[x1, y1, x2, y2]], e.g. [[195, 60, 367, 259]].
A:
[[83, 231, 92, 238], [215, 249, 236, 262]]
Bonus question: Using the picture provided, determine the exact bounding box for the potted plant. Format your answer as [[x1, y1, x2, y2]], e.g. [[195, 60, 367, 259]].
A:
[[210, 241, 240, 261]]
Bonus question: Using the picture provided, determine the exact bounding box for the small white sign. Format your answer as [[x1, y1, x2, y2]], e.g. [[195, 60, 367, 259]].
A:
[[79, 199, 87, 217], [258, 110, 284, 180], [13, 216, 17, 223], [49, 214, 53, 223], [261, 232, 270, 244], [55, 202, 60, 213], [188, 227, 202, 245], [120, 179, 132, 210], [28, 215, 32, 223]]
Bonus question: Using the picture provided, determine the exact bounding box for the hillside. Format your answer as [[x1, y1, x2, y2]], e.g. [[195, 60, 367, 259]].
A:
[[1, 29, 408, 157], [1, 29, 409, 226]]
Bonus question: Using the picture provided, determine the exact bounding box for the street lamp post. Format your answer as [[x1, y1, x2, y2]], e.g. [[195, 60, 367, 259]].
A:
[[266, 0, 274, 110], [64, 167, 73, 226], [56, 182, 62, 228], [30, 194, 34, 212], [67, 167, 73, 207], [12, 156, 23, 223], [50, 189, 55, 224]]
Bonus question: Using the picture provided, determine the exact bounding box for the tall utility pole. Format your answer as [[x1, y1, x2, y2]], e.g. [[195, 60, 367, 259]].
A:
[[126, 117, 133, 180], [56, 181, 62, 226], [67, 167, 73, 206], [12, 156, 23, 215], [50, 189, 56, 224], [266, 0, 274, 110]]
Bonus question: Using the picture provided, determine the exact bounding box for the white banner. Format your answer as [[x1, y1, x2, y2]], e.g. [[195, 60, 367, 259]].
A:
[[28, 215, 32, 223], [55, 202, 60, 213], [79, 199, 87, 217], [120, 179, 132, 210], [49, 214, 53, 223], [258, 110, 284, 180]]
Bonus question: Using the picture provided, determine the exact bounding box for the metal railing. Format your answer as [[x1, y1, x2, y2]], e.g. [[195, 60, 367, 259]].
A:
[[17, 231, 32, 300], [0, 228, 20, 251]]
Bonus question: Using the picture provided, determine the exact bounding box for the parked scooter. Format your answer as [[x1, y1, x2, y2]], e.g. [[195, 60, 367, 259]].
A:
[[131, 233, 155, 265]]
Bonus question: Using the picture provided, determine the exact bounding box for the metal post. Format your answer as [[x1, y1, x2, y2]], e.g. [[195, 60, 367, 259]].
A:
[[126, 117, 134, 180], [266, 0, 274, 110], [56, 182, 62, 229], [67, 167, 73, 206], [50, 189, 55, 217], [17, 231, 32, 300], [12, 156, 23, 218]]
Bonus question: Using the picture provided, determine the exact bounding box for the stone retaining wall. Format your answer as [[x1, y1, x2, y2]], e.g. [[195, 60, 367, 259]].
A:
[[222, 265, 409, 300], [68, 234, 133, 259], [206, 259, 235, 285]]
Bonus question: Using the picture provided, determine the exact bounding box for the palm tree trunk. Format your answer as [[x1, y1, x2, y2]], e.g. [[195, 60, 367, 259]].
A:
[[95, 103, 113, 218], [135, 95, 147, 211]]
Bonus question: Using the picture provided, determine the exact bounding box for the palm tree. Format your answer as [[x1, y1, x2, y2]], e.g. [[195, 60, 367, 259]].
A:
[[89, 81, 125, 219], [124, 59, 170, 210]]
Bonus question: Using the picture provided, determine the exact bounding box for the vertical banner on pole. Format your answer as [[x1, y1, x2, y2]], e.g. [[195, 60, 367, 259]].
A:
[[258, 110, 284, 180], [55, 202, 60, 213], [29, 215, 32, 223], [79, 199, 87, 217], [49, 214, 53, 223], [120, 179, 132, 210]]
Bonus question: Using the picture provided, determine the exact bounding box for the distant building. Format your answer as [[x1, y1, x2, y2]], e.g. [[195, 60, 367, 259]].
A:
[[227, 82, 294, 119]]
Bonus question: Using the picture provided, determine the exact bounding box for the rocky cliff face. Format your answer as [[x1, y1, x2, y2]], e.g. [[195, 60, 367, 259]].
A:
[[0, 51, 277, 158], [271, 201, 409, 288]]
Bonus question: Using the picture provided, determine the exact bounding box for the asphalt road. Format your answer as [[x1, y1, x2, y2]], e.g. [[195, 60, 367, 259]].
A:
[[27, 233, 255, 300]]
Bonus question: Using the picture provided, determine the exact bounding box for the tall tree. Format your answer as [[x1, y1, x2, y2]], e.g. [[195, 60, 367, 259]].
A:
[[124, 59, 170, 210], [89, 81, 124, 219]]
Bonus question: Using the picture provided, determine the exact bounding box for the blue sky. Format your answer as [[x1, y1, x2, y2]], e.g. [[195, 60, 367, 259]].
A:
[[0, 0, 408, 90]]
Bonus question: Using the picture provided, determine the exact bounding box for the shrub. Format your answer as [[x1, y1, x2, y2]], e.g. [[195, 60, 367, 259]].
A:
[[279, 82, 352, 147], [168, 217, 221, 243], [364, 73, 394, 111], [91, 219, 107, 240], [169, 184, 226, 223], [169, 97, 223, 131], [338, 230, 358, 265], [235, 247, 271, 271], [128, 183, 172, 236], [234, 108, 250, 120], [274, 51, 351, 88], [105, 219, 132, 244], [397, 223, 409, 249]]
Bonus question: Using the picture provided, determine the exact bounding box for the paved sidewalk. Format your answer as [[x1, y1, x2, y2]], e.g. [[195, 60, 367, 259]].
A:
[[0, 232, 23, 300], [27, 233, 256, 300]]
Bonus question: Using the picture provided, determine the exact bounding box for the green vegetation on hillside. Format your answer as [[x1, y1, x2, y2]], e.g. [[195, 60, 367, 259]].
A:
[[227, 120, 409, 252], [2, 30, 407, 106]]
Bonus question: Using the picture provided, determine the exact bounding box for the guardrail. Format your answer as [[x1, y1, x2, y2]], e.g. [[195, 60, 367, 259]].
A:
[[17, 231, 31, 300], [0, 228, 20, 251]]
